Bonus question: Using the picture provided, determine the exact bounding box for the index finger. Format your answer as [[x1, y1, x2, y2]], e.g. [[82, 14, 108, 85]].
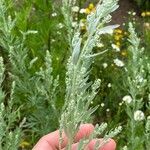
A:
[[32, 124, 94, 150]]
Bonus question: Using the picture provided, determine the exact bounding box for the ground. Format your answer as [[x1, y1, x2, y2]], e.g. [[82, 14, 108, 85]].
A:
[[84, 0, 139, 25], [111, 0, 139, 25]]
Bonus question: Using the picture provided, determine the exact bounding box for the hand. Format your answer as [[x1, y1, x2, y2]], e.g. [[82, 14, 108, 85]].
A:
[[32, 124, 116, 150]]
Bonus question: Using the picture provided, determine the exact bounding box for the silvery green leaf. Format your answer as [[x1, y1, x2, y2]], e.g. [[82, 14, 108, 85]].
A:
[[0, 38, 7, 50], [96, 1, 119, 18], [109, 3, 119, 13], [94, 140, 100, 150], [97, 24, 119, 35], [79, 81, 92, 91], [85, 50, 108, 58], [72, 37, 81, 64], [7, 16, 16, 31], [26, 30, 38, 35], [87, 12, 95, 24], [72, 32, 80, 47], [87, 21, 97, 34], [86, 106, 99, 117], [20, 30, 38, 36], [96, 3, 104, 16], [84, 38, 96, 54], [29, 57, 38, 69]]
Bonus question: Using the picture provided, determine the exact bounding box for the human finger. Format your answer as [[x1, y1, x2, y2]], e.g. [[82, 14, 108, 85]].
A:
[[32, 124, 94, 150], [87, 139, 116, 150], [62, 138, 116, 150]]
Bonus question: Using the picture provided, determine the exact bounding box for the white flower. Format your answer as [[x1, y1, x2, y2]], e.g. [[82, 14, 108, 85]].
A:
[[79, 8, 86, 14], [51, 12, 57, 17], [79, 22, 85, 28], [122, 95, 132, 104], [106, 108, 110, 112], [72, 22, 78, 28], [72, 6, 79, 12], [32, 7, 36, 11], [111, 43, 120, 52], [123, 146, 128, 150], [97, 43, 104, 48], [132, 12, 136, 16], [101, 103, 105, 107], [57, 31, 61, 35], [128, 11, 131, 15], [51, 39, 55, 42], [113, 58, 124, 67], [102, 63, 108, 68], [134, 110, 145, 121], [107, 83, 111, 88], [136, 75, 144, 83], [75, 17, 78, 21], [58, 23, 64, 29], [119, 102, 123, 106]]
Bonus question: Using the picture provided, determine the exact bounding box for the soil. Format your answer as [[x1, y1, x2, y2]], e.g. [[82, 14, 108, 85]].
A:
[[111, 0, 140, 25], [84, 0, 140, 25]]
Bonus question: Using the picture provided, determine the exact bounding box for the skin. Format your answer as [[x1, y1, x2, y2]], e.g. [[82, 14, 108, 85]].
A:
[[32, 124, 116, 150]]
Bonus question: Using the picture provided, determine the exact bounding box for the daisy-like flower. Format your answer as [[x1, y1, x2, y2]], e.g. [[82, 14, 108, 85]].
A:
[[134, 110, 145, 121], [122, 95, 132, 104], [102, 63, 108, 68], [72, 22, 78, 28], [106, 108, 110, 112], [58, 23, 64, 29], [101, 103, 105, 107], [79, 8, 86, 14], [107, 83, 112, 88], [72, 6, 79, 13], [119, 102, 123, 106], [122, 146, 128, 150], [113, 58, 124, 67], [51, 12, 57, 17], [132, 12, 136, 16], [111, 43, 120, 52]]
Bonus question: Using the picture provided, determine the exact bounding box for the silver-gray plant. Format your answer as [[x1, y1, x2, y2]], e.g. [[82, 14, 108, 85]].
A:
[[59, 0, 121, 149], [0, 0, 60, 139], [0, 57, 23, 150], [122, 22, 150, 150]]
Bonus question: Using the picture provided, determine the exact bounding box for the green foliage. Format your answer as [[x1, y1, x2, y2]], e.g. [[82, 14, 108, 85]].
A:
[[59, 0, 122, 149], [0, 0, 150, 149], [0, 57, 23, 150], [0, 0, 63, 146], [133, 0, 150, 10]]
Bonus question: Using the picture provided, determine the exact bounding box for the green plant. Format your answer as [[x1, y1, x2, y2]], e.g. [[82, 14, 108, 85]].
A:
[[133, 0, 150, 10], [0, 57, 23, 150], [59, 0, 122, 149], [1, 0, 150, 150], [120, 22, 150, 150], [0, 0, 61, 146]]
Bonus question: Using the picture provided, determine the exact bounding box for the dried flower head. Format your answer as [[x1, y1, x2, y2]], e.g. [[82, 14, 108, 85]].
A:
[[134, 110, 145, 121], [113, 58, 124, 67], [122, 95, 132, 104]]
